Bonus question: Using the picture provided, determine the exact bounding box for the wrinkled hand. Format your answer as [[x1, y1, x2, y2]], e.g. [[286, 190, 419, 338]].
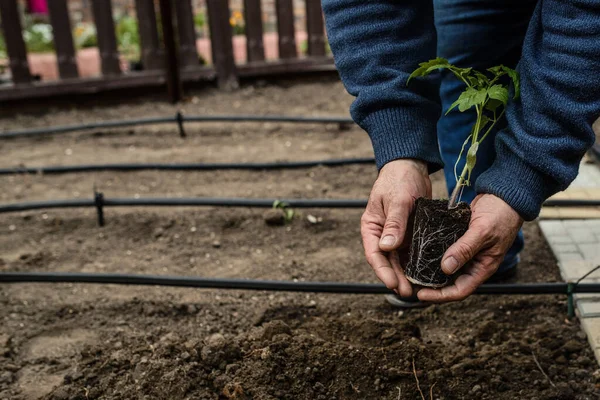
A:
[[417, 193, 524, 302], [361, 159, 431, 297]]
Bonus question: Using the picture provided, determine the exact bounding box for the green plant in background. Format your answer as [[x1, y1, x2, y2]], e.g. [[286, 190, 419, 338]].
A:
[[299, 39, 308, 55], [0, 33, 6, 76], [116, 15, 140, 61], [230, 10, 245, 36], [273, 200, 295, 224], [73, 22, 97, 49], [22, 15, 54, 53], [0, 32, 6, 59], [299, 38, 331, 56], [408, 57, 520, 208], [194, 11, 206, 37]]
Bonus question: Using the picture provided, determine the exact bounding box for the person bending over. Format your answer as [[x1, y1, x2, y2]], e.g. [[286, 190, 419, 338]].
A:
[[321, 0, 600, 303]]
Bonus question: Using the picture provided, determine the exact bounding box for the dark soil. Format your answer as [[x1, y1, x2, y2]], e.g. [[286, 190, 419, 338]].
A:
[[0, 78, 599, 399], [406, 198, 471, 288]]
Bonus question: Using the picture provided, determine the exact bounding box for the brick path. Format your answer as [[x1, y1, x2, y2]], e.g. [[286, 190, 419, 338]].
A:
[[539, 159, 600, 364]]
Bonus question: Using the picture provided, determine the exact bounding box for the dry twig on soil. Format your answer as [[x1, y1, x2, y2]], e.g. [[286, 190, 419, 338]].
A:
[[532, 351, 557, 388]]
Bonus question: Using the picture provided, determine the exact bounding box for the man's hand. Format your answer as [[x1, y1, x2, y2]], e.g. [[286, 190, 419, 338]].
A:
[[417, 193, 524, 302], [361, 159, 431, 297]]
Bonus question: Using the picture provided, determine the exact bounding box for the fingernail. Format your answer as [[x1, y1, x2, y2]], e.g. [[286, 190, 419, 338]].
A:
[[442, 256, 459, 274], [380, 235, 396, 247]]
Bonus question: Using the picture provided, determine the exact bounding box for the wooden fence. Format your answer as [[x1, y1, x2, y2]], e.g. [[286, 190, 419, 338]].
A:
[[0, 0, 333, 102]]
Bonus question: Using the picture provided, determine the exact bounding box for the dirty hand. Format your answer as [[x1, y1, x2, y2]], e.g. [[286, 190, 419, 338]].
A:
[[361, 159, 431, 297], [417, 193, 523, 302]]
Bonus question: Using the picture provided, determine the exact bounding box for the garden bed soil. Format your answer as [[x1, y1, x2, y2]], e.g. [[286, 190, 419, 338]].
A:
[[0, 78, 599, 399]]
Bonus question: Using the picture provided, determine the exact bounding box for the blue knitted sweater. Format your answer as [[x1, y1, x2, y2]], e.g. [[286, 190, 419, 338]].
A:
[[322, 0, 600, 220]]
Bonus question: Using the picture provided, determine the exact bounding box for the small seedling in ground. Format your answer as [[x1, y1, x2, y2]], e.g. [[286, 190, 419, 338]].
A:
[[272, 200, 295, 224], [402, 58, 520, 287]]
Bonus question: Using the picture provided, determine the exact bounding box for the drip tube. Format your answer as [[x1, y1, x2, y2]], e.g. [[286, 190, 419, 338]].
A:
[[0, 197, 598, 215], [0, 157, 375, 175], [1, 272, 600, 296], [0, 114, 354, 139]]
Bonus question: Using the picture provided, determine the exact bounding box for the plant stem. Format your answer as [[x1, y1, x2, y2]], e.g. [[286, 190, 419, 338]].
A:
[[448, 163, 468, 209], [448, 105, 504, 210], [472, 105, 483, 142], [478, 109, 505, 144]]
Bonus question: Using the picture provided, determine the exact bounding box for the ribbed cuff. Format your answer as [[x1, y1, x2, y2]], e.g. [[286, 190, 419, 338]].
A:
[[475, 143, 561, 221], [359, 108, 444, 174]]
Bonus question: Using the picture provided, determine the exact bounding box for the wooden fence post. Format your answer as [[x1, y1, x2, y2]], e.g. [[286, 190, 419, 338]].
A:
[[158, 0, 182, 103], [91, 0, 121, 76], [243, 0, 265, 63], [206, 0, 238, 89], [135, 0, 164, 70], [173, 0, 199, 68], [47, 0, 79, 79], [0, 0, 32, 84], [305, 0, 326, 57], [275, 0, 297, 59]]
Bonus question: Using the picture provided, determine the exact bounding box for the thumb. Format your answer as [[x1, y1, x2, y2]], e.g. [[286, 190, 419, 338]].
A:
[[441, 226, 487, 275], [379, 201, 411, 252]]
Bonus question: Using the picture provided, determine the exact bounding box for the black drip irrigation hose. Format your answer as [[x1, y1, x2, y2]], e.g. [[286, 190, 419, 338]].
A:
[[0, 157, 376, 175], [542, 199, 600, 207], [0, 116, 175, 139], [0, 197, 369, 214], [0, 195, 598, 228], [0, 196, 598, 215], [0, 114, 355, 139], [2, 272, 600, 296]]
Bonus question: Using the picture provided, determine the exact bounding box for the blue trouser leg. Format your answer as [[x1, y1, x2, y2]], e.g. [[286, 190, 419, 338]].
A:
[[434, 0, 537, 272]]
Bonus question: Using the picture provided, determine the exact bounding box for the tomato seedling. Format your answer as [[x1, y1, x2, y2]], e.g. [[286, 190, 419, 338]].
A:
[[408, 58, 520, 208]]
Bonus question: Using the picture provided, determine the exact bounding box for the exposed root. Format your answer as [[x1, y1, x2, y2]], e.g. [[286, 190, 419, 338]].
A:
[[429, 382, 436, 399], [412, 358, 426, 400], [408, 208, 461, 286]]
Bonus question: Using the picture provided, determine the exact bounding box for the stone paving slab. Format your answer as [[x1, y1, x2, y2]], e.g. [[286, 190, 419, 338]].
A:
[[538, 159, 600, 364], [581, 318, 600, 362]]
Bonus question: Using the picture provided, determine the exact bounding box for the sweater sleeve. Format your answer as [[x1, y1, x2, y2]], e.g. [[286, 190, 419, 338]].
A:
[[475, 0, 600, 221], [322, 0, 443, 173]]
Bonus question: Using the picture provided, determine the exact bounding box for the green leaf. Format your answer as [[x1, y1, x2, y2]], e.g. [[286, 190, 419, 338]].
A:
[[446, 87, 487, 114], [473, 71, 490, 87], [485, 98, 503, 113], [273, 200, 289, 210], [407, 57, 450, 83], [447, 66, 474, 86], [284, 209, 295, 222], [449, 66, 472, 79], [501, 66, 520, 99], [425, 63, 452, 74], [458, 67, 472, 77], [487, 85, 509, 105], [486, 66, 504, 76]]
